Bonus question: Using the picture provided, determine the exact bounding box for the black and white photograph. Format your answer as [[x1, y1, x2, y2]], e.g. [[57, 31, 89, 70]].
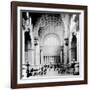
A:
[[19, 9, 82, 81]]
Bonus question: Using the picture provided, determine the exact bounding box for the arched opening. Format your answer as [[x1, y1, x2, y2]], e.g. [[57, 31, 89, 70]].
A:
[[44, 36, 59, 46], [42, 34, 61, 65]]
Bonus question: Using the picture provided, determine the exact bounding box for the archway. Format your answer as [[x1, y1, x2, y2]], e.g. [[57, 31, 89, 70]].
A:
[[42, 34, 61, 65]]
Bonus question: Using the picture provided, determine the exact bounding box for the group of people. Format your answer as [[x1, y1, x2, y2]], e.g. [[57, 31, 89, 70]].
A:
[[25, 61, 79, 78], [26, 64, 48, 77]]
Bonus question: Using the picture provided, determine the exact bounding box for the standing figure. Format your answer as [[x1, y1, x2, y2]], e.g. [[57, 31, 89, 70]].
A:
[[26, 61, 30, 77], [71, 58, 76, 74]]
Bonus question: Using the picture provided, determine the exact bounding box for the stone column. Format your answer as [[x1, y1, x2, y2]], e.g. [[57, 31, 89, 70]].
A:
[[61, 14, 70, 64], [69, 15, 76, 64], [61, 51, 62, 63], [44, 56, 45, 64], [21, 29, 25, 78], [77, 14, 80, 63], [25, 12, 35, 66], [35, 41, 40, 66], [69, 38, 72, 64], [48, 56, 49, 64], [22, 30, 25, 64], [41, 48, 44, 65], [45, 56, 46, 64], [76, 32, 80, 74], [60, 46, 64, 63]]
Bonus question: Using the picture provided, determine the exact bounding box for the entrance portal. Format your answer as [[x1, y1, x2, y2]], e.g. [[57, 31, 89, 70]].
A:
[[43, 34, 61, 65]]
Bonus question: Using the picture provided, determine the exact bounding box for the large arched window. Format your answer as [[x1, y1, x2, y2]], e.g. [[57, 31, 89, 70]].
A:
[[43, 34, 60, 56], [44, 36, 59, 46]]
